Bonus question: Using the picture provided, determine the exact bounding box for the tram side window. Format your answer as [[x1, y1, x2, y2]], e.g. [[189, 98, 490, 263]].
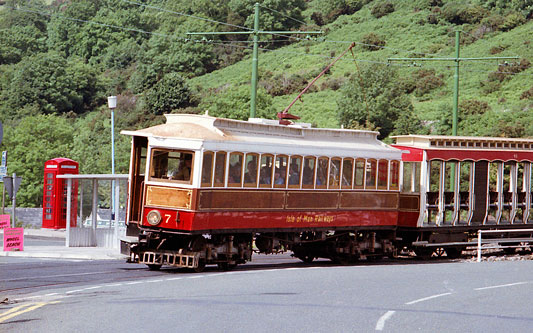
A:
[[390, 160, 399, 190], [354, 158, 365, 189], [244, 153, 259, 187], [259, 154, 273, 187], [288, 156, 302, 188], [378, 160, 389, 189], [214, 152, 227, 187], [329, 158, 341, 189], [274, 155, 288, 188], [316, 157, 329, 189], [366, 159, 377, 189], [228, 153, 243, 187], [342, 158, 354, 189], [201, 151, 214, 187], [302, 157, 316, 189]]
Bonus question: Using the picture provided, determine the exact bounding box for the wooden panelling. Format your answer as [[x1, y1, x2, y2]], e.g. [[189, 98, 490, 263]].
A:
[[286, 191, 338, 209], [199, 190, 285, 210], [340, 192, 398, 209], [399, 195, 420, 211], [145, 186, 192, 209]]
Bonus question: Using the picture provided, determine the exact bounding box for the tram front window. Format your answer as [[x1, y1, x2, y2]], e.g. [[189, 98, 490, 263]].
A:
[[150, 149, 194, 183]]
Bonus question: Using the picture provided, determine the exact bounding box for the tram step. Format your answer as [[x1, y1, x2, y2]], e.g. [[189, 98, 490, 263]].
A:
[[137, 251, 199, 268]]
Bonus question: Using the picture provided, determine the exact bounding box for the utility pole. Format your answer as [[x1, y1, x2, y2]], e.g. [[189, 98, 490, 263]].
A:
[[388, 31, 518, 137], [388, 31, 518, 190], [187, 2, 321, 119]]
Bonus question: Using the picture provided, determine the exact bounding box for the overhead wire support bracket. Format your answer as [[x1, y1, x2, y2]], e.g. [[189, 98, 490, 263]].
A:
[[186, 3, 322, 119]]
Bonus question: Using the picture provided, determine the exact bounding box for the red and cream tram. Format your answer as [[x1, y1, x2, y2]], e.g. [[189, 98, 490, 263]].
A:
[[121, 115, 533, 270]]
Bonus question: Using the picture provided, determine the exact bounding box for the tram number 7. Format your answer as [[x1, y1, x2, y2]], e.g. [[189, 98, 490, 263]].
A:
[[165, 214, 172, 224]]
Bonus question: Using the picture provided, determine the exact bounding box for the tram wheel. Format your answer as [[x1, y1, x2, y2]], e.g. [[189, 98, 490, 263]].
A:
[[147, 264, 162, 271], [217, 262, 237, 271], [297, 255, 315, 263], [445, 248, 462, 259], [193, 260, 206, 273], [434, 247, 446, 257], [414, 248, 433, 260], [189, 236, 207, 273]]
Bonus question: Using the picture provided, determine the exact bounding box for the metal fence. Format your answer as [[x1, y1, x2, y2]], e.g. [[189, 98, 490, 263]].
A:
[[477, 229, 533, 262]]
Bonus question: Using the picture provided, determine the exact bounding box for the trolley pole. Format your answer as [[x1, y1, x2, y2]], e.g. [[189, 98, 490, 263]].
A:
[[187, 2, 321, 119]]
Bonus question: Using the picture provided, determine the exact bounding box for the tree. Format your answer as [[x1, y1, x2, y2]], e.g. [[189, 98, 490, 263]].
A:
[[337, 64, 419, 139], [199, 85, 275, 120], [144, 73, 193, 115], [3, 52, 102, 117], [2, 115, 75, 207]]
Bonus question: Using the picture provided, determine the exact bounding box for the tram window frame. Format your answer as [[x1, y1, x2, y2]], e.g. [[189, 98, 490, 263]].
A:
[[244, 153, 259, 188], [302, 156, 316, 189], [288, 155, 303, 188], [329, 157, 341, 189], [366, 159, 377, 190], [201, 151, 214, 187], [378, 159, 389, 190], [228, 152, 244, 187], [316, 157, 329, 189], [354, 158, 365, 189], [341, 158, 353, 189], [214, 151, 227, 187], [390, 160, 400, 191], [259, 154, 274, 188], [274, 155, 288, 188], [149, 149, 194, 184]]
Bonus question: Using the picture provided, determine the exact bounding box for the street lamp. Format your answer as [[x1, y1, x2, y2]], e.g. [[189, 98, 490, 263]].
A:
[[107, 96, 117, 222]]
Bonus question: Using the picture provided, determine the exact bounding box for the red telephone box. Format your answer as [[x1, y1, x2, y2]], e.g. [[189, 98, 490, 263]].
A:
[[42, 158, 79, 229]]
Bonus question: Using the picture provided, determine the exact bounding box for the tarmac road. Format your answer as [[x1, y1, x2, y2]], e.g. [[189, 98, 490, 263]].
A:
[[2, 253, 533, 332]]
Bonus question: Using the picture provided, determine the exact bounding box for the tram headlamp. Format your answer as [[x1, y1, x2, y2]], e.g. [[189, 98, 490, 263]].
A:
[[147, 210, 162, 226]]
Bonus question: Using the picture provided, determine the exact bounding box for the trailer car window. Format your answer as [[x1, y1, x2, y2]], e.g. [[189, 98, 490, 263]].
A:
[[390, 160, 399, 190], [274, 155, 288, 188], [316, 157, 328, 189]]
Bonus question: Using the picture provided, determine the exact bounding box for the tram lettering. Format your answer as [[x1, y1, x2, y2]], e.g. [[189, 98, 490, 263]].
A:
[[164, 214, 172, 224]]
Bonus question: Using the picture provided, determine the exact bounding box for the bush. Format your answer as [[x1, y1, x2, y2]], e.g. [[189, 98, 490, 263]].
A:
[[361, 33, 386, 51], [489, 45, 507, 54], [411, 69, 444, 96], [441, 3, 489, 24], [371, 1, 395, 18], [501, 12, 526, 31], [460, 99, 491, 117], [488, 58, 531, 82], [521, 87, 533, 100]]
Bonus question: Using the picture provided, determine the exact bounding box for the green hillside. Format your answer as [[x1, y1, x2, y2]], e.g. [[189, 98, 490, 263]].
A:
[[0, 0, 532, 207]]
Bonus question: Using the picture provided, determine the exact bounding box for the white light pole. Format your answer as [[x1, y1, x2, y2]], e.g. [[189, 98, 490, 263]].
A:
[[107, 96, 117, 223]]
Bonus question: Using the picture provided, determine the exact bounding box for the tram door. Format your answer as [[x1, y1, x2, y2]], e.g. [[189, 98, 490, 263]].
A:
[[42, 158, 79, 229], [126, 136, 147, 236]]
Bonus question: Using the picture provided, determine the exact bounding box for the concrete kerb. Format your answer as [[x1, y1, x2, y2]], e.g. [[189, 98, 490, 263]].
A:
[[0, 228, 127, 260]]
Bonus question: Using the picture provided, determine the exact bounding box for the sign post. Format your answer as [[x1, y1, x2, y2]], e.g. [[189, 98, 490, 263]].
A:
[[0, 150, 6, 214], [4, 173, 22, 228]]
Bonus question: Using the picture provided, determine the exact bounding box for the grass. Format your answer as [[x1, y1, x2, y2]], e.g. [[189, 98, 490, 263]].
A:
[[190, 1, 533, 131]]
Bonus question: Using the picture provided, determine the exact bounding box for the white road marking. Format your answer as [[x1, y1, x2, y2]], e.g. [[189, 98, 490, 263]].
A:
[[44, 293, 58, 297], [375, 311, 396, 331], [474, 281, 528, 291], [82, 286, 102, 290], [125, 281, 144, 285], [146, 279, 164, 283], [405, 292, 452, 305], [165, 277, 183, 281], [65, 289, 85, 294]]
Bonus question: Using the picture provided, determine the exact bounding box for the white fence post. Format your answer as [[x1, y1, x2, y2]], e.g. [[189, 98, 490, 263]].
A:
[[477, 230, 482, 262]]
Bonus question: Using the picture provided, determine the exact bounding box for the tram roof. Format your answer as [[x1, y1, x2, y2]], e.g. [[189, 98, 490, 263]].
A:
[[392, 135, 533, 162], [121, 114, 401, 159]]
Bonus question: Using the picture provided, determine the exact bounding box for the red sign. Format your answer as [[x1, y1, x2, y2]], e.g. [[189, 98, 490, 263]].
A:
[[0, 214, 9, 229], [3, 227, 24, 251]]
